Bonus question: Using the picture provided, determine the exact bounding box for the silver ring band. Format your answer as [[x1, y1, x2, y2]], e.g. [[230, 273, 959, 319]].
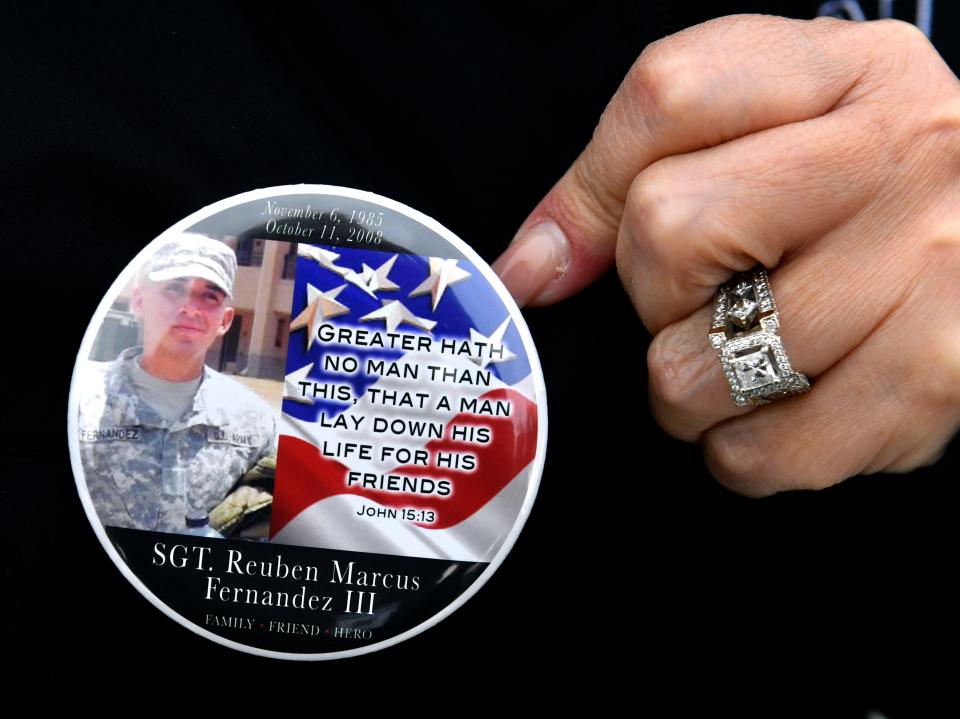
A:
[[709, 266, 811, 407]]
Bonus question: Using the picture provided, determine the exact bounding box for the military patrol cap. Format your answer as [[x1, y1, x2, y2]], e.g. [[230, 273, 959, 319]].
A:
[[144, 233, 237, 298]]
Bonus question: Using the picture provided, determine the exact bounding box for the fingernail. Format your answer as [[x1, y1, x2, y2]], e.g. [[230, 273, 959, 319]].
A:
[[491, 221, 570, 307]]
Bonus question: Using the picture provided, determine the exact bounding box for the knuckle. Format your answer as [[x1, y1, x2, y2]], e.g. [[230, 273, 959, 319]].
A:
[[875, 229, 960, 417], [862, 18, 936, 85], [701, 428, 771, 497], [647, 326, 698, 407], [921, 98, 960, 171], [926, 325, 960, 408], [924, 221, 960, 273], [646, 324, 709, 413], [628, 44, 700, 125], [703, 422, 841, 497], [871, 18, 929, 49], [624, 162, 690, 259], [818, 23, 945, 135]]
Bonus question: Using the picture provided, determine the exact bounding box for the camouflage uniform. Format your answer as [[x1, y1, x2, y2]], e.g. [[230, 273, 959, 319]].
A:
[[78, 347, 277, 533]]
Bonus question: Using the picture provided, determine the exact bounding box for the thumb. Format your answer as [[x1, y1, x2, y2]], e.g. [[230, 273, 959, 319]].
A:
[[491, 32, 669, 307], [491, 151, 627, 308]]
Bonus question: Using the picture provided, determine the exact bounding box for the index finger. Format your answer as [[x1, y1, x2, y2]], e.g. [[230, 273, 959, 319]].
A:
[[492, 14, 870, 307]]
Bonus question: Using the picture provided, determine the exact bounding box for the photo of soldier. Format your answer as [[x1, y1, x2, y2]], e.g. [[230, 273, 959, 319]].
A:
[[76, 233, 289, 539]]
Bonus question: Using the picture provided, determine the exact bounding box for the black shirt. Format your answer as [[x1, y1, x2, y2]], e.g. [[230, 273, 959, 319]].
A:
[[3, 2, 956, 710]]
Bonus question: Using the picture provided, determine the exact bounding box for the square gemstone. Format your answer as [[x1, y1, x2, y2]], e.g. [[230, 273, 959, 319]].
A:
[[726, 297, 757, 329], [731, 344, 781, 390]]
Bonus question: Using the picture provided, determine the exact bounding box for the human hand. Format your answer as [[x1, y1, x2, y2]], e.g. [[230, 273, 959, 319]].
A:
[[492, 15, 960, 496]]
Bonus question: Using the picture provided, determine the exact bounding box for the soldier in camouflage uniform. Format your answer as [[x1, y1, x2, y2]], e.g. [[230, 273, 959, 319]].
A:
[[77, 234, 277, 534]]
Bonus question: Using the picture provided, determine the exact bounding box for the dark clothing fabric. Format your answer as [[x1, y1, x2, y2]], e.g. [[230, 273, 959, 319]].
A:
[[3, 1, 956, 709]]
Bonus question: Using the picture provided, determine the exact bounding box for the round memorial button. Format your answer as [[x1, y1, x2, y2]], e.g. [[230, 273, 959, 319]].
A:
[[68, 185, 547, 659]]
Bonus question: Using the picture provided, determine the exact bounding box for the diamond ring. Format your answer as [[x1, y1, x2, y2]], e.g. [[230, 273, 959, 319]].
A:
[[709, 266, 811, 407]]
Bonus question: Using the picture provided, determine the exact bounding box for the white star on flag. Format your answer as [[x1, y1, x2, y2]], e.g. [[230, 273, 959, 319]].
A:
[[408, 257, 471, 310], [360, 299, 437, 333], [289, 283, 350, 349], [468, 317, 517, 369], [297, 244, 349, 276], [283, 362, 316, 405], [342, 255, 400, 298]]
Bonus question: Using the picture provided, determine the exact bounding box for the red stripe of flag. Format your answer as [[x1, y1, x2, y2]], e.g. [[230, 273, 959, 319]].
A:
[[270, 388, 538, 536]]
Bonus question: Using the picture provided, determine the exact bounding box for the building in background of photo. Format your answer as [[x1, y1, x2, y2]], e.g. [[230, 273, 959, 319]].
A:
[[90, 237, 299, 380]]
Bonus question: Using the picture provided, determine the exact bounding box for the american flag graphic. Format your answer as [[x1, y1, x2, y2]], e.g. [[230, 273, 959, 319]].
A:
[[271, 243, 541, 562]]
